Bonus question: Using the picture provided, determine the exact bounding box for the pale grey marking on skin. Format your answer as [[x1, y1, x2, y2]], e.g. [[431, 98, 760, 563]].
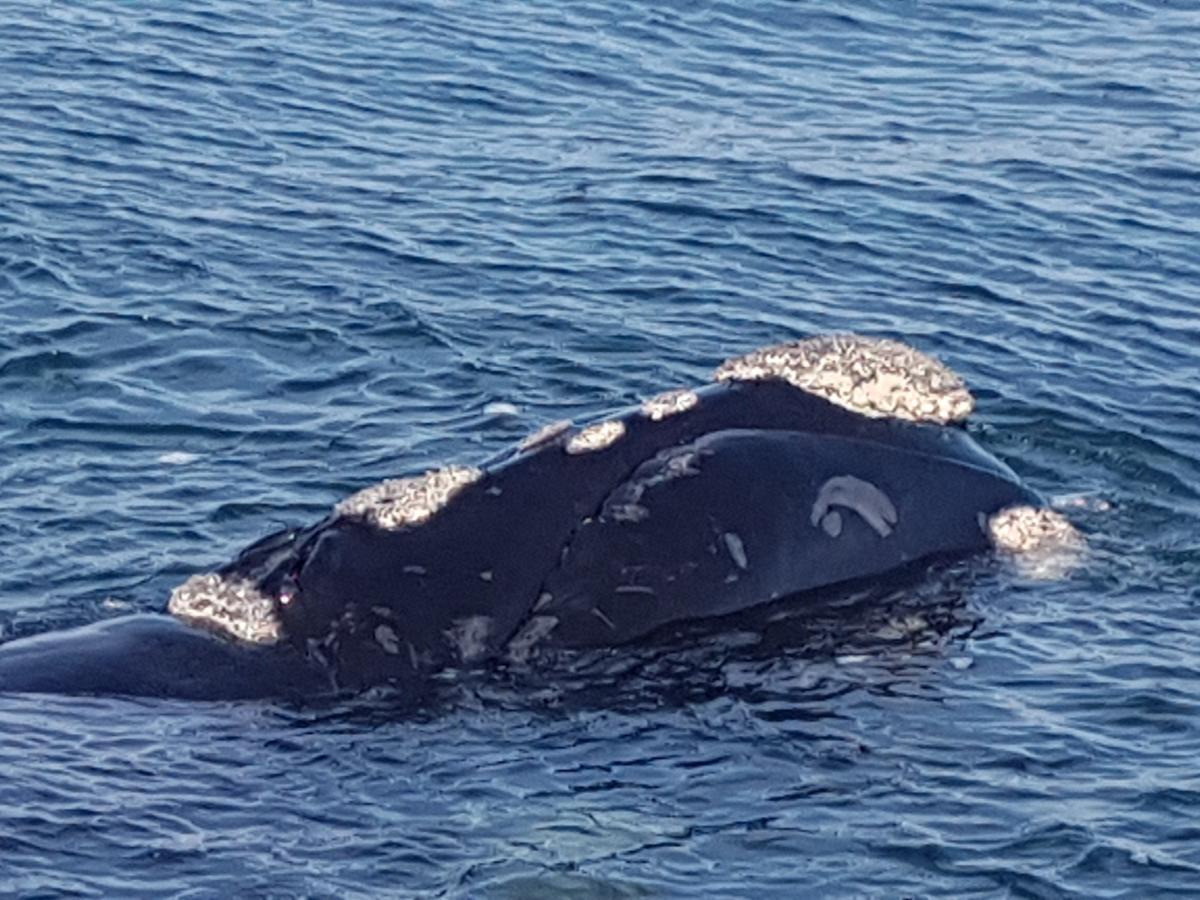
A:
[[519, 419, 573, 452], [810, 475, 898, 538], [371, 605, 395, 620], [714, 334, 975, 425], [403, 565, 427, 575], [444, 615, 493, 664], [534, 591, 554, 611], [819, 510, 843, 538], [506, 615, 558, 664], [723, 532, 749, 570], [565, 419, 626, 454], [609, 502, 650, 523], [603, 445, 703, 524], [374, 624, 402, 655], [479, 570, 494, 582], [591, 607, 617, 630], [615, 585, 656, 596], [641, 388, 700, 422], [336, 465, 482, 530], [168, 572, 283, 644]]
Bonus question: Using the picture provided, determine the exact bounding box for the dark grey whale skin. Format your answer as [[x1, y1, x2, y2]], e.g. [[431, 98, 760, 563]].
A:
[[0, 615, 328, 700], [0, 379, 1039, 699]]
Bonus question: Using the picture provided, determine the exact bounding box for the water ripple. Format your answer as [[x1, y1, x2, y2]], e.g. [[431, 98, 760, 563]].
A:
[[2, 0, 1199, 895]]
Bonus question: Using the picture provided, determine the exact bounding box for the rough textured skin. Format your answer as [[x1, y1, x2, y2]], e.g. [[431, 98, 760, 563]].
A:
[[714, 334, 974, 425], [167, 572, 284, 644], [335, 465, 483, 530], [641, 388, 700, 421], [565, 419, 626, 454], [987, 505, 1086, 580]]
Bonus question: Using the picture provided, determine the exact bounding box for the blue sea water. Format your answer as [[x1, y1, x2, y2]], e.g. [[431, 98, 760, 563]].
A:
[[1, 0, 1198, 895]]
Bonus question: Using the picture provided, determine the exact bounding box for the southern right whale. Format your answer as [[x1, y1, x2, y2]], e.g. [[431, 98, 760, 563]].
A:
[[0, 335, 1080, 699]]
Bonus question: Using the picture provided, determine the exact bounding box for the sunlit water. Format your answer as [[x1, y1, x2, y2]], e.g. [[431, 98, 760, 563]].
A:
[[2, 1, 1198, 896]]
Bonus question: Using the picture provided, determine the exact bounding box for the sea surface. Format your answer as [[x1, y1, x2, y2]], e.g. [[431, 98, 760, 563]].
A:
[[1, 1, 1198, 896]]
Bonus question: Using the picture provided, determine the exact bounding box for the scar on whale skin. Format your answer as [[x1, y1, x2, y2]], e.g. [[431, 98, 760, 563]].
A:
[[810, 475, 898, 538]]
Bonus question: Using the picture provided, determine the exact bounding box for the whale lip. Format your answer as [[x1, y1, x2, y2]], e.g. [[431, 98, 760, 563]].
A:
[[0, 614, 327, 700]]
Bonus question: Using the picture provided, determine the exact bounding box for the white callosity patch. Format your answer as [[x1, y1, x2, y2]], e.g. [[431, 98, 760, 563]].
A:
[[565, 419, 626, 454], [987, 505, 1086, 580], [519, 419, 573, 453], [641, 388, 700, 421], [335, 465, 482, 530], [714, 334, 975, 425], [168, 572, 284, 644], [811, 475, 898, 538], [506, 615, 558, 664], [444, 615, 493, 664]]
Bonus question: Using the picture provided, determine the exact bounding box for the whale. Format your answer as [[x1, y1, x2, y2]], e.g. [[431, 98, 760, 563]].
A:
[[0, 336, 1076, 699]]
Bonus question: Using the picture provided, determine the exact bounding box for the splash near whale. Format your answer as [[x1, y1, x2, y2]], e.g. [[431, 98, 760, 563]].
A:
[[0, 336, 1080, 699]]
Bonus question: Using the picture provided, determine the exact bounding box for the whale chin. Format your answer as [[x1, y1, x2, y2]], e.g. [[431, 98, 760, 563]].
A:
[[0, 615, 328, 701]]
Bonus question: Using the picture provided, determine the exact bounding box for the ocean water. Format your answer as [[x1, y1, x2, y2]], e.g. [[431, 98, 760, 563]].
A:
[[2, 0, 1198, 896]]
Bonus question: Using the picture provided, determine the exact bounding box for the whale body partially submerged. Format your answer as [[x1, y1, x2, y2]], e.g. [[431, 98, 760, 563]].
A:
[[0, 336, 1076, 699]]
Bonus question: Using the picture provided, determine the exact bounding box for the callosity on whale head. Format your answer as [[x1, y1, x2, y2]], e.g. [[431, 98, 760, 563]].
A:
[[0, 334, 1081, 699]]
